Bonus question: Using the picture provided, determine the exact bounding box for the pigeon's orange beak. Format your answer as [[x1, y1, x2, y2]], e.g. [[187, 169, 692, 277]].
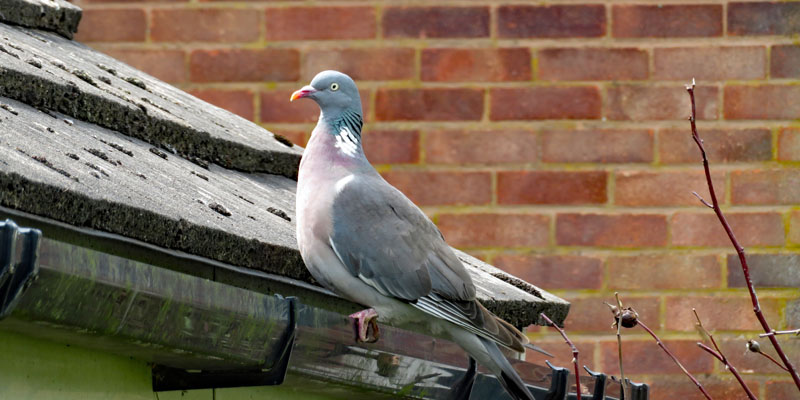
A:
[[290, 85, 316, 102]]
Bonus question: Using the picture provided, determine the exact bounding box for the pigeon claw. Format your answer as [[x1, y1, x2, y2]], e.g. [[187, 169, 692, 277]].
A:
[[349, 308, 380, 343]]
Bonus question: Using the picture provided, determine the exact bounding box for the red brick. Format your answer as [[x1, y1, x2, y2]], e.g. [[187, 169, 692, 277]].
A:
[[791, 211, 800, 244], [615, 170, 725, 207], [766, 381, 798, 399], [771, 45, 800, 78], [779, 128, 800, 161], [608, 254, 721, 290], [721, 339, 800, 374], [436, 214, 549, 248], [497, 5, 605, 38], [188, 89, 254, 121], [493, 254, 603, 290], [490, 87, 601, 120], [658, 128, 772, 164], [362, 130, 418, 164], [728, 254, 800, 288], [151, 9, 259, 42], [303, 48, 414, 81], [96, 48, 185, 83], [260, 90, 318, 123], [649, 377, 760, 400], [556, 214, 667, 247], [731, 169, 800, 205], [667, 297, 782, 331], [383, 7, 489, 38], [421, 48, 531, 82], [606, 85, 718, 121], [612, 5, 722, 38], [425, 130, 537, 165], [75, 9, 146, 42], [381, 171, 491, 206], [726, 85, 800, 120], [266, 7, 375, 40], [189, 49, 299, 83], [600, 340, 714, 374], [564, 295, 659, 332], [671, 212, 785, 247], [654, 46, 766, 80], [541, 129, 652, 163], [375, 88, 483, 121], [539, 48, 647, 81], [497, 171, 607, 205], [729, 2, 800, 36]]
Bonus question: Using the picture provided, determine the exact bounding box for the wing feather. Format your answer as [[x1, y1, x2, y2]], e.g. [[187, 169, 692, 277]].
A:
[[329, 176, 472, 301], [329, 175, 525, 351]]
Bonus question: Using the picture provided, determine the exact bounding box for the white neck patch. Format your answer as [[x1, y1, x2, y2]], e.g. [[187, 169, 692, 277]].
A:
[[334, 126, 359, 157]]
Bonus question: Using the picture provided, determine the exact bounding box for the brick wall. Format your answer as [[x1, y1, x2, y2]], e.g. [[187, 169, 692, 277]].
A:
[[73, 1, 800, 398]]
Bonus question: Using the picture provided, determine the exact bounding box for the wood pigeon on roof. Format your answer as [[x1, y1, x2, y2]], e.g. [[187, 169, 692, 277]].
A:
[[292, 70, 543, 400]]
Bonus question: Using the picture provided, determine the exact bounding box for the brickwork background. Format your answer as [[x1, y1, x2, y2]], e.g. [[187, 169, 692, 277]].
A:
[[72, 1, 800, 398]]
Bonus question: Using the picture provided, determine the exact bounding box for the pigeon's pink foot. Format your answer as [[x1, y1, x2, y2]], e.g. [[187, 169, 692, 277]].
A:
[[349, 308, 380, 343]]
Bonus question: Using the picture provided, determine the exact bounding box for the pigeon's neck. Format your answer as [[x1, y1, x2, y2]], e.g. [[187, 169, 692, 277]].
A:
[[319, 109, 365, 159]]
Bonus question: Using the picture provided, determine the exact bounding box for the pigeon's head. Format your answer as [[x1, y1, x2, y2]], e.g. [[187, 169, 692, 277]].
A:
[[290, 70, 361, 116]]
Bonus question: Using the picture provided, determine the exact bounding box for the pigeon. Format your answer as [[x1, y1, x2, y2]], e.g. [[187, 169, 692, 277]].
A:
[[292, 70, 540, 400]]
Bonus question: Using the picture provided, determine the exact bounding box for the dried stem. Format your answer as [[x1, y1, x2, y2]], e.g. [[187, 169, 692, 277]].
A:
[[760, 329, 800, 338], [759, 351, 790, 372], [540, 313, 581, 400], [693, 309, 757, 400], [613, 293, 629, 399], [686, 80, 800, 391], [638, 320, 713, 400], [748, 340, 790, 372]]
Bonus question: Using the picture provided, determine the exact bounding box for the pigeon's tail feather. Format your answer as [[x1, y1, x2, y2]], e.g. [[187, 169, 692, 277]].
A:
[[480, 336, 535, 400]]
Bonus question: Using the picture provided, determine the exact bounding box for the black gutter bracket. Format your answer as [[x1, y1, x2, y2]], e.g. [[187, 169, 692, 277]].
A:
[[0, 219, 42, 320], [152, 296, 298, 392], [582, 366, 607, 400], [542, 360, 569, 400], [626, 379, 649, 400]]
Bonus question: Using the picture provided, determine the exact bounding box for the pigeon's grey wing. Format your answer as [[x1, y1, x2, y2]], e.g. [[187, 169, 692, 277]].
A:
[[330, 176, 526, 352], [329, 176, 475, 302]]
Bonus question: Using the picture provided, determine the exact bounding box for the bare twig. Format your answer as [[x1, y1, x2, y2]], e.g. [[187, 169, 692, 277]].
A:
[[747, 340, 789, 372], [611, 293, 629, 399], [540, 313, 581, 400], [638, 320, 713, 400], [609, 295, 711, 399], [693, 309, 757, 400], [686, 80, 800, 391], [760, 329, 800, 338], [691, 191, 714, 209]]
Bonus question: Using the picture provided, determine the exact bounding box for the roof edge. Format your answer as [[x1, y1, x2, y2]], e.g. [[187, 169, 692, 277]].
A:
[[0, 0, 81, 39]]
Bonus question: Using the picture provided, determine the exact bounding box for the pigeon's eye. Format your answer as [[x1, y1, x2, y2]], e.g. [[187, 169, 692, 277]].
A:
[[330, 83, 339, 91]]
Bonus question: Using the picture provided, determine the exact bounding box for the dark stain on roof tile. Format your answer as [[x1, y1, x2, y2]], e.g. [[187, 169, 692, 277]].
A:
[[209, 202, 231, 217]]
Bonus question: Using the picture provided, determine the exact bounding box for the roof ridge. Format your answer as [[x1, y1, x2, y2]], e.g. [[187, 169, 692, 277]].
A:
[[0, 23, 302, 179]]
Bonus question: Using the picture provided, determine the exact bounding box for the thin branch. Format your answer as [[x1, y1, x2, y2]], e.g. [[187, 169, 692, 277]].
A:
[[613, 293, 629, 400], [697, 342, 724, 362], [540, 313, 581, 400], [760, 329, 800, 338], [758, 352, 790, 372], [686, 81, 800, 391], [691, 191, 714, 209], [637, 320, 713, 400], [747, 340, 789, 372], [694, 309, 757, 400]]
